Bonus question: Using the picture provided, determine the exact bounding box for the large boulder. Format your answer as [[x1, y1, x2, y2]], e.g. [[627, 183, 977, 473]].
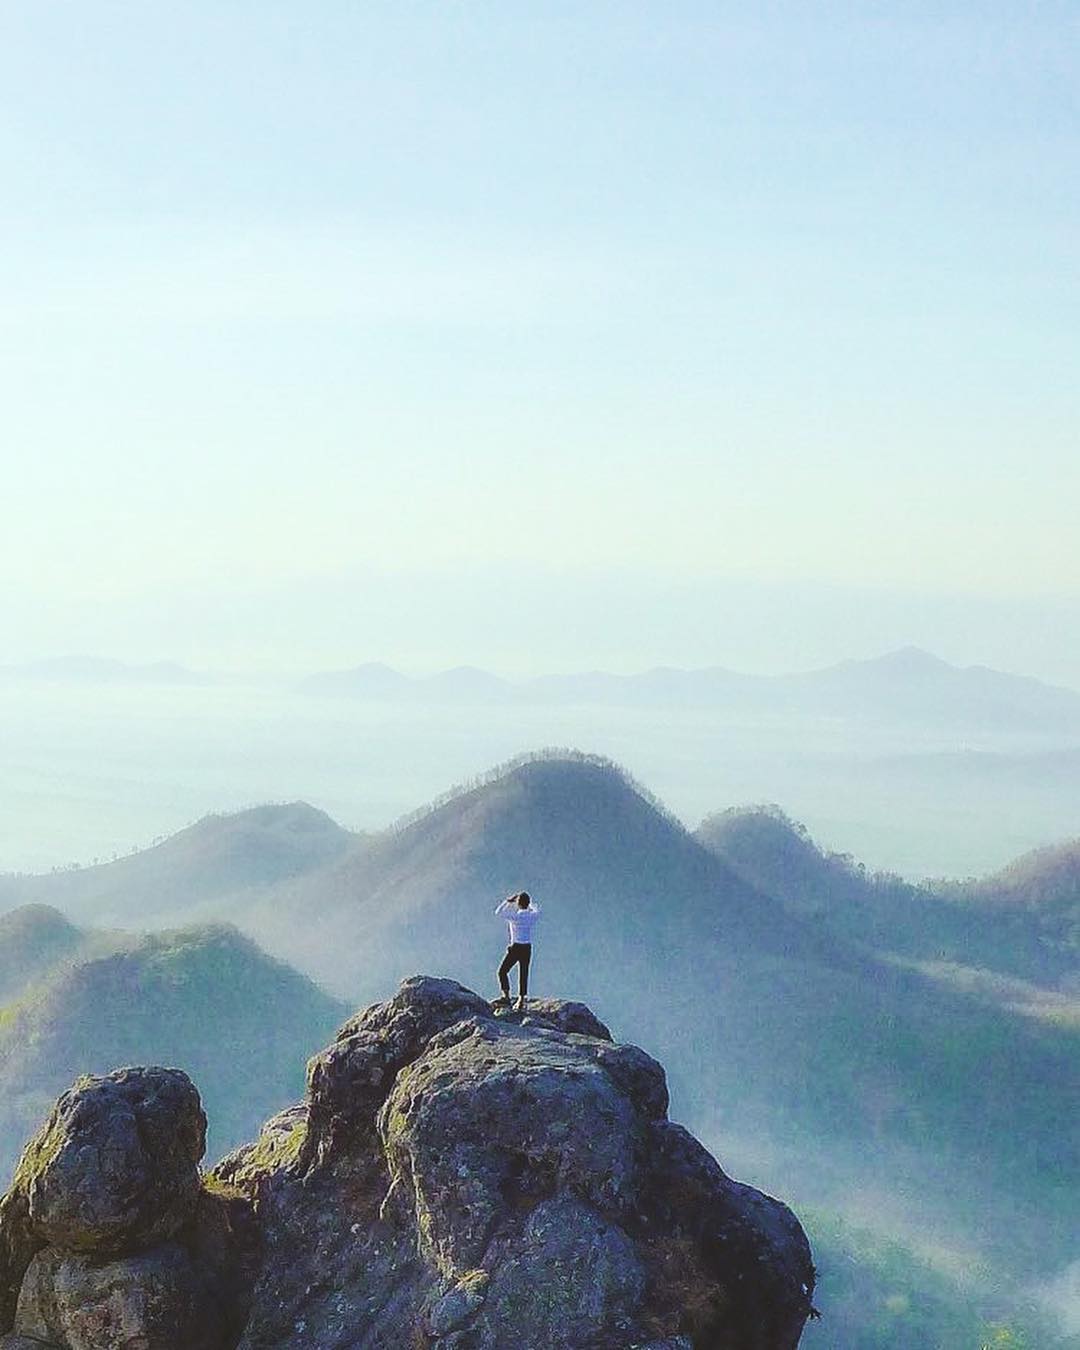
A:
[[0, 1069, 253, 1350], [20, 1067, 205, 1255], [378, 1016, 644, 1272]]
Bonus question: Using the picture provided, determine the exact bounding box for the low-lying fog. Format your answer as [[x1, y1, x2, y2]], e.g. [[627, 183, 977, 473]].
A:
[[3, 679, 1078, 878]]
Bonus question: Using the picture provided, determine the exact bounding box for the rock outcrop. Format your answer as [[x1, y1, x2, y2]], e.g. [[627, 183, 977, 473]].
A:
[[0, 977, 814, 1349], [0, 1065, 256, 1350]]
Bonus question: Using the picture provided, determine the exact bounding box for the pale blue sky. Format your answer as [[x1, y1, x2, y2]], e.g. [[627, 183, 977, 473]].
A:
[[1, 3, 1077, 678]]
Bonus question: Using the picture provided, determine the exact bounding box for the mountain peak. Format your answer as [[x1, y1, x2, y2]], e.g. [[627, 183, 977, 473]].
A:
[[0, 903, 79, 942], [157, 801, 352, 886], [396, 751, 673, 835], [970, 837, 1080, 906], [0, 904, 85, 1003], [500, 749, 642, 793], [872, 645, 951, 671], [194, 801, 345, 835], [823, 645, 951, 679]]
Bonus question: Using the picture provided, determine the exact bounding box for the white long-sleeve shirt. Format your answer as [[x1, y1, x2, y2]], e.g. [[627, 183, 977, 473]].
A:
[[495, 898, 541, 944]]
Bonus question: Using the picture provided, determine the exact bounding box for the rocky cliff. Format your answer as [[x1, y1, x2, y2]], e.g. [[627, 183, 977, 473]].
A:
[[0, 977, 814, 1349]]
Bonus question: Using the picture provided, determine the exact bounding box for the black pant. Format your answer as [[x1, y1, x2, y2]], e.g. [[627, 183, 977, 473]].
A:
[[498, 942, 532, 997]]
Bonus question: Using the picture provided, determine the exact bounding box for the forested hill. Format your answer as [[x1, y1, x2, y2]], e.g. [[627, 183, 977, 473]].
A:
[[0, 801, 354, 929], [0, 914, 345, 1181], [696, 803, 1079, 987]]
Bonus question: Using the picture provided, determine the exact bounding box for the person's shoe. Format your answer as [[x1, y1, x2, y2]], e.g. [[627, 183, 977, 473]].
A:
[[515, 995, 527, 1012], [492, 994, 511, 1010]]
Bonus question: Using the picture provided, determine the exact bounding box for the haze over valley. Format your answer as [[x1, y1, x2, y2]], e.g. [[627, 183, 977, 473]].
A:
[[4, 646, 1080, 882], [2, 749, 1077, 1345]]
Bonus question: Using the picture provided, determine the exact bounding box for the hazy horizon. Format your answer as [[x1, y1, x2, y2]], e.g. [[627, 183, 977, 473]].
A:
[[4, 636, 1079, 878], [6, 588, 1080, 689], [6, 634, 1080, 686], [4, 680, 1078, 880]]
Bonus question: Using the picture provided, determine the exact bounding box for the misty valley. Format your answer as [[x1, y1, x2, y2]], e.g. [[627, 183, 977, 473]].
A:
[[5, 647, 1080, 882], [0, 729, 1076, 1348]]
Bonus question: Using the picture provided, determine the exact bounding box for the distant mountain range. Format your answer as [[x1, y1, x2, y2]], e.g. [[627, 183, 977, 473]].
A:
[[299, 647, 1080, 732], [9, 648, 1080, 737], [3, 752, 1075, 1300], [0, 907, 345, 1182]]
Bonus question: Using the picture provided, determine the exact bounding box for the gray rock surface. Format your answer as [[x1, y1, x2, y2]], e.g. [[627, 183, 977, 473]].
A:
[[0, 977, 815, 1349], [520, 997, 613, 1040], [0, 1068, 254, 1350], [15, 1243, 224, 1350], [227, 977, 814, 1348], [1, 1065, 205, 1334], [22, 1067, 205, 1255], [379, 1016, 643, 1272], [466, 1194, 644, 1347]]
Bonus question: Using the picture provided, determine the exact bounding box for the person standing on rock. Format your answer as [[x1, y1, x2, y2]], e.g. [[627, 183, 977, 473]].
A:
[[493, 891, 540, 1011]]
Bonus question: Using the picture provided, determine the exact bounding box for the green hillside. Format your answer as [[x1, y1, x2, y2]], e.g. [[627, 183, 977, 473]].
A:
[[0, 801, 354, 928], [0, 919, 346, 1182], [0, 904, 86, 1002], [941, 839, 1080, 969], [696, 803, 1078, 985]]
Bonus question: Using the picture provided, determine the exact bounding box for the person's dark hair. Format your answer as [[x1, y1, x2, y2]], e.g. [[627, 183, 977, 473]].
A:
[[516, 891, 530, 908]]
